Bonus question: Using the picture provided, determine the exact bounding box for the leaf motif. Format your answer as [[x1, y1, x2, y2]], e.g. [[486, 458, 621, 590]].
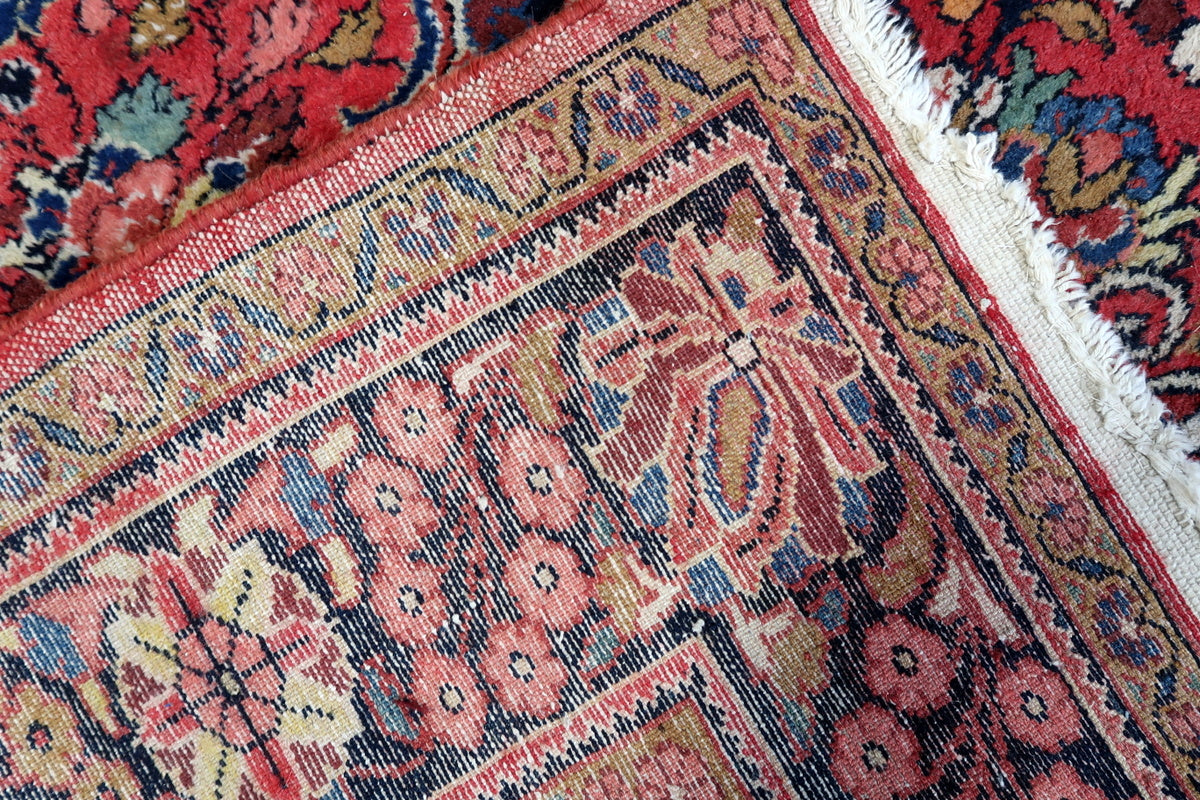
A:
[[1022, 0, 1109, 45], [305, 0, 383, 67], [94, 71, 191, 158]]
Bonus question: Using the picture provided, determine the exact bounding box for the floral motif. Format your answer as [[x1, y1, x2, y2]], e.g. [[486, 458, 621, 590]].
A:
[[172, 307, 247, 381], [1021, 466, 1094, 551], [862, 615, 955, 716], [371, 557, 448, 644], [105, 502, 361, 800], [875, 237, 946, 327], [0, 0, 533, 314], [707, 0, 795, 84], [479, 618, 568, 717], [408, 648, 489, 750], [495, 426, 588, 531], [829, 704, 927, 800], [593, 68, 661, 141], [269, 244, 348, 324], [494, 119, 569, 196], [995, 657, 1083, 753], [384, 189, 460, 262], [346, 454, 440, 548], [65, 159, 178, 263], [806, 124, 870, 199], [373, 376, 459, 471], [1094, 584, 1164, 669], [504, 534, 594, 628], [69, 360, 147, 439]]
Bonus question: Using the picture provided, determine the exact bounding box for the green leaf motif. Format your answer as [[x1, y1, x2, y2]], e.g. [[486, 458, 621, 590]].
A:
[[95, 71, 191, 158], [996, 46, 1076, 135]]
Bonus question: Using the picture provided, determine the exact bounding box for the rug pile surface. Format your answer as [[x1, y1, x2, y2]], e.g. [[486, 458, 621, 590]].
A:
[[0, 0, 546, 314], [1, 0, 1199, 798], [897, 0, 1200, 445]]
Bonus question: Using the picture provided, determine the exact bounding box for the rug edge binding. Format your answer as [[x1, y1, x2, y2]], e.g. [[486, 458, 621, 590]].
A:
[[809, 0, 1200, 607]]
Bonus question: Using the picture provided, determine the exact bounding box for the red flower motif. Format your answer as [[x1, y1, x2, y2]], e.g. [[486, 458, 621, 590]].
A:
[[495, 427, 587, 530], [270, 244, 347, 324], [1027, 762, 1111, 800], [70, 360, 147, 439], [373, 377, 459, 471], [494, 120, 568, 196], [1022, 466, 1094, 551], [707, 0, 795, 84], [345, 455, 439, 550], [479, 618, 568, 718], [862, 615, 955, 716], [504, 535, 594, 629], [995, 658, 1083, 753], [635, 741, 721, 800], [830, 704, 927, 800], [409, 649, 488, 750], [371, 558, 448, 645]]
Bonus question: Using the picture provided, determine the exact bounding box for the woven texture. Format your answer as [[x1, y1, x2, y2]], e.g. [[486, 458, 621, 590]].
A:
[[0, 0, 1198, 797], [895, 0, 1200, 444], [0, 0, 548, 315]]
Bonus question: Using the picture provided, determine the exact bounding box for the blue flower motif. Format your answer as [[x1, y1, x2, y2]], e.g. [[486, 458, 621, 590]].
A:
[[384, 190, 459, 262], [172, 308, 246, 380], [594, 69, 661, 141]]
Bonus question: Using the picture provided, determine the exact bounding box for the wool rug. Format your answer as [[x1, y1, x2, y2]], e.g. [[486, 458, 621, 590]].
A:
[[2, 0, 1200, 798], [0, 0, 548, 316], [895, 0, 1200, 448]]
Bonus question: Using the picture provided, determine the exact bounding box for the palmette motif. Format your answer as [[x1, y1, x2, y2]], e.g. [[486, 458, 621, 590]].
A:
[[0, 0, 1197, 797]]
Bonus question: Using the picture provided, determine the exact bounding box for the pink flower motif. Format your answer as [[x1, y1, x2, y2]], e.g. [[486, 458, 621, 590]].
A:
[[875, 238, 946, 326], [1027, 762, 1111, 800], [830, 704, 927, 800], [371, 557, 448, 645], [1022, 466, 1094, 551], [479, 618, 567, 718], [67, 161, 177, 262], [495, 427, 587, 531], [70, 360, 146, 439], [995, 657, 1083, 753], [105, 518, 361, 800], [504, 535, 594, 629], [175, 617, 284, 749], [346, 455, 440, 550], [862, 615, 955, 716], [707, 0, 795, 85], [409, 649, 489, 750], [270, 244, 348, 324], [372, 377, 459, 471], [495, 120, 568, 196], [635, 741, 720, 800]]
